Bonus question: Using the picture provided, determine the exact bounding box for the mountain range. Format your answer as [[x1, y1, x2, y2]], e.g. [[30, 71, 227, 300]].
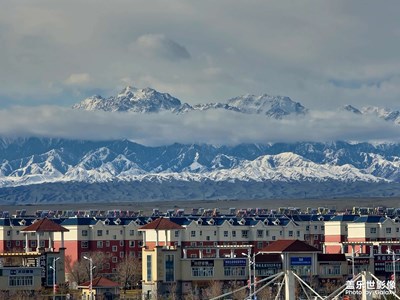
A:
[[1, 86, 400, 204]]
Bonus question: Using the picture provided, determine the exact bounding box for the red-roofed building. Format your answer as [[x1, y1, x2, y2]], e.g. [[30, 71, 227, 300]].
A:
[[78, 276, 120, 299], [260, 239, 321, 277]]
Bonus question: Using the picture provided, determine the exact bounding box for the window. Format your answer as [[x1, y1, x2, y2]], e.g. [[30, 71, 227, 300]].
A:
[[314, 225, 318, 230], [104, 263, 110, 270], [314, 235, 319, 240], [224, 266, 246, 277], [257, 230, 263, 238], [82, 230, 88, 237], [147, 255, 152, 281], [129, 252, 135, 257], [120, 252, 124, 258], [16, 241, 20, 246], [40, 240, 45, 247], [97, 241, 103, 248], [266, 230, 269, 236], [120, 241, 124, 246], [297, 231, 301, 237], [257, 241, 263, 249], [31, 241, 36, 248], [386, 228, 392, 234], [370, 228, 377, 234], [129, 230, 135, 236], [129, 241, 135, 247], [113, 235, 117, 240], [165, 254, 175, 282], [306, 226, 310, 231], [214, 231, 217, 236], [112, 245, 118, 252], [106, 230, 109, 235], [199, 231, 202, 236], [175, 231, 179, 238], [232, 231, 236, 238], [321, 226, 325, 231], [81, 241, 88, 248], [272, 236, 276, 241], [106, 241, 110, 247], [7, 231, 10, 236], [224, 231, 228, 237], [206, 248, 211, 254], [241, 230, 248, 238], [279, 231, 283, 236], [112, 256, 118, 263], [9, 276, 33, 287], [191, 231, 196, 237], [206, 236, 210, 241], [288, 231, 293, 237], [97, 230, 103, 237], [192, 267, 214, 277]]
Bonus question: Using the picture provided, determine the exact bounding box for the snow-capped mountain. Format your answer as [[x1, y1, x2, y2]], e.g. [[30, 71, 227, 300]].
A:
[[224, 94, 308, 118], [1, 138, 400, 203], [341, 104, 400, 124], [73, 86, 308, 119], [73, 86, 187, 113]]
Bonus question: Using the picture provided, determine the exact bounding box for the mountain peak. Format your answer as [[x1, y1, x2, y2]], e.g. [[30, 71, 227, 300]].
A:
[[226, 93, 308, 118], [341, 105, 362, 114], [73, 85, 186, 113], [117, 85, 138, 97]]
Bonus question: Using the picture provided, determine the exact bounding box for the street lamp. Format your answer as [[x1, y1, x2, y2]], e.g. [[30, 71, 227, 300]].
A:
[[242, 250, 263, 300], [350, 247, 362, 279], [242, 249, 252, 299], [49, 257, 60, 300], [387, 249, 398, 294], [83, 256, 94, 300]]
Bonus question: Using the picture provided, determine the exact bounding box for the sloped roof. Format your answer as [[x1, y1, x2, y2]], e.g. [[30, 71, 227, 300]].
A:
[[139, 217, 184, 230], [22, 218, 69, 232], [329, 215, 359, 222], [261, 239, 320, 253], [80, 276, 119, 288], [353, 215, 385, 223]]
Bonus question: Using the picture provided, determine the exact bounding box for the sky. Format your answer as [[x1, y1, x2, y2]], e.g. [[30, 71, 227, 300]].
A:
[[0, 0, 400, 145]]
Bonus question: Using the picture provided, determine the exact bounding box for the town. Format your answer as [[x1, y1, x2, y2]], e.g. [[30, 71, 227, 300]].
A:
[[0, 205, 399, 299]]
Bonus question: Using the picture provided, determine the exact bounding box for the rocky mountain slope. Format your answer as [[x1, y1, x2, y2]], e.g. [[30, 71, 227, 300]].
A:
[[1, 138, 400, 203]]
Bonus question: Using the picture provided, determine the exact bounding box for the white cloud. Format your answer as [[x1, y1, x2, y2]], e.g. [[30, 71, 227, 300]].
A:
[[0, 106, 398, 146], [64, 73, 92, 86], [133, 34, 190, 61]]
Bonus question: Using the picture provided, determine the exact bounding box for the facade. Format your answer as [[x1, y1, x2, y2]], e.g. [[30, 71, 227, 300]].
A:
[[0, 218, 67, 295], [0, 207, 399, 297]]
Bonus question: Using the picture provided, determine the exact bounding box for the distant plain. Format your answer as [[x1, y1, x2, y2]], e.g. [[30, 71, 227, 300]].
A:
[[1, 197, 399, 216]]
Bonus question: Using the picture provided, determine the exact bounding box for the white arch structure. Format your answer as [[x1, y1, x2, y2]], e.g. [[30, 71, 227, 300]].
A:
[[209, 271, 400, 300]]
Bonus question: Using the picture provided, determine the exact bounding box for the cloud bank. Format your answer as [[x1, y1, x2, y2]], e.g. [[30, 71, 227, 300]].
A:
[[0, 106, 398, 146]]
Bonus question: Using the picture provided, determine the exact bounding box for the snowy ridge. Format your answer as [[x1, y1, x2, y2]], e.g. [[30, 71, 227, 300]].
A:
[[73, 86, 185, 113], [73, 85, 308, 119], [2, 138, 400, 203], [0, 139, 397, 189]]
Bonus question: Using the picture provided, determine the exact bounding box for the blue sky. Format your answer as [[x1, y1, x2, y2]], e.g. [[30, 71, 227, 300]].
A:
[[0, 0, 399, 110]]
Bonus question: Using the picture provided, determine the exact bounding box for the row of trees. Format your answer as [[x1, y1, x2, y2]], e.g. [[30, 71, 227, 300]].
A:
[[65, 251, 142, 294]]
